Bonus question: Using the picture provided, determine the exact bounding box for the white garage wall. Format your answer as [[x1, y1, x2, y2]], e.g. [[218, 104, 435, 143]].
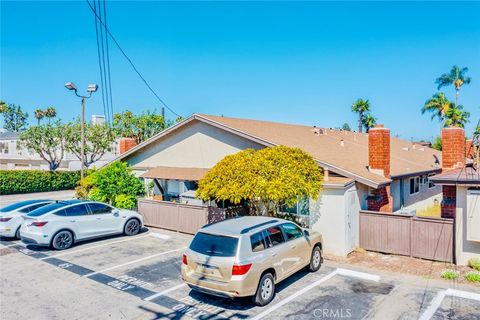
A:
[[456, 186, 480, 265]]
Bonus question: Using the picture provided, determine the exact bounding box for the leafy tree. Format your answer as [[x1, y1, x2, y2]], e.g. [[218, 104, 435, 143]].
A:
[[422, 92, 453, 123], [34, 109, 45, 125], [435, 65, 471, 107], [20, 121, 66, 170], [432, 136, 442, 151], [351, 99, 370, 133], [64, 120, 116, 168], [0, 103, 28, 132], [362, 114, 377, 133], [113, 109, 168, 144], [44, 106, 57, 123], [444, 105, 470, 128], [197, 146, 323, 216], [341, 123, 351, 131], [85, 161, 144, 207]]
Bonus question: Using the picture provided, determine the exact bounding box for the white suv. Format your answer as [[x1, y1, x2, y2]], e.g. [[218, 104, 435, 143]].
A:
[[20, 200, 144, 250]]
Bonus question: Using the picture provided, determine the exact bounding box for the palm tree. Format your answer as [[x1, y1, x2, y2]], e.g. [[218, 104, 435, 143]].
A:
[[422, 92, 452, 123], [34, 109, 45, 125], [435, 65, 471, 107], [44, 106, 57, 123], [351, 99, 370, 133], [0, 101, 8, 114], [362, 114, 377, 133], [444, 105, 470, 128]]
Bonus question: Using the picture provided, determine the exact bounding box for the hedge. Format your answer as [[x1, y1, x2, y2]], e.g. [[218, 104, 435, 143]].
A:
[[0, 170, 81, 195]]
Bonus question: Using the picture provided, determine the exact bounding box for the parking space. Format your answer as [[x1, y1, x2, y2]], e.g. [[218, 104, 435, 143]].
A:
[[2, 228, 480, 320]]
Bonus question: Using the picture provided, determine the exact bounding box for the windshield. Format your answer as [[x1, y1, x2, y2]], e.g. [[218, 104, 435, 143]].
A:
[[27, 203, 67, 217], [189, 232, 239, 257], [0, 200, 44, 213]]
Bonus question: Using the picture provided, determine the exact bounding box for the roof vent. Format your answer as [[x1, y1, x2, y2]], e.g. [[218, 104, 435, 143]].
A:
[[402, 147, 409, 151], [340, 139, 345, 147], [312, 126, 320, 135]]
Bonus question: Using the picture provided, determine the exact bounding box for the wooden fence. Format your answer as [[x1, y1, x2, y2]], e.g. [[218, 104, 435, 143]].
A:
[[359, 210, 454, 263], [138, 198, 225, 234]]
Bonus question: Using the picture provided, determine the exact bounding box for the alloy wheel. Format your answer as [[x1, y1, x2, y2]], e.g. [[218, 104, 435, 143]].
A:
[[261, 277, 273, 300]]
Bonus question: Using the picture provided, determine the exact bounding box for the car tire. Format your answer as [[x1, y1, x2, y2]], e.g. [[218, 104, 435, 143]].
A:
[[15, 227, 21, 240], [52, 230, 74, 250], [309, 245, 322, 272], [124, 218, 140, 236], [252, 273, 275, 306]]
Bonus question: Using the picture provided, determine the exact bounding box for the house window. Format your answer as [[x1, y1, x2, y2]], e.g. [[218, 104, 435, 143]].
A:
[[409, 177, 420, 195], [428, 175, 435, 188]]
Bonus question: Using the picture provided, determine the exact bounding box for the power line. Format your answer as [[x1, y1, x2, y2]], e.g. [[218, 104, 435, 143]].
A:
[[96, 0, 111, 124], [92, 0, 108, 123], [102, 0, 114, 122], [85, 0, 182, 119]]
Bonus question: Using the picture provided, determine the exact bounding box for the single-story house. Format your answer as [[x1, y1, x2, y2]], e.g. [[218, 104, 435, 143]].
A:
[[115, 114, 443, 257], [430, 126, 480, 265]]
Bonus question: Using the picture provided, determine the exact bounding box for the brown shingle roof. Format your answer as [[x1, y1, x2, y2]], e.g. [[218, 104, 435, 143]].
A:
[[430, 165, 480, 185], [197, 114, 442, 187]]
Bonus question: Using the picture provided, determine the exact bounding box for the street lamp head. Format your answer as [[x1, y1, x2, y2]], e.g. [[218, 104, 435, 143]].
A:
[[64, 82, 77, 91], [87, 84, 98, 93]]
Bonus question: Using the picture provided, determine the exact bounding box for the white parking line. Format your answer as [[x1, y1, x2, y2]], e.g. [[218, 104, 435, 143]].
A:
[[144, 283, 187, 301], [40, 234, 150, 260], [419, 288, 480, 320], [336, 268, 381, 282], [250, 270, 338, 320], [149, 232, 171, 240], [250, 267, 381, 320], [83, 247, 186, 277]]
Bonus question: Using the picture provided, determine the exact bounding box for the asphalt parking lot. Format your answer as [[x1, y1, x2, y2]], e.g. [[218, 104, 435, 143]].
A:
[[1, 228, 479, 320]]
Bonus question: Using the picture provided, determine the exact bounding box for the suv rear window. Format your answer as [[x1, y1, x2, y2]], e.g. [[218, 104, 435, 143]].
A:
[[190, 232, 238, 257]]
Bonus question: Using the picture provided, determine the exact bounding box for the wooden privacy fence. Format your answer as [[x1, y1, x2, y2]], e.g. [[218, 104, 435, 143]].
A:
[[359, 210, 454, 263], [138, 198, 225, 234]]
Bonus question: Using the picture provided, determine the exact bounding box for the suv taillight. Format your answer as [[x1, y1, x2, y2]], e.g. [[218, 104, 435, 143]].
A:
[[182, 253, 188, 265], [232, 263, 252, 275], [30, 221, 48, 227], [0, 217, 12, 222]]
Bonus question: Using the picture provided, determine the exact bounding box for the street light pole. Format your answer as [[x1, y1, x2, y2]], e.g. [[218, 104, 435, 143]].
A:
[[81, 96, 86, 180], [64, 82, 98, 180]]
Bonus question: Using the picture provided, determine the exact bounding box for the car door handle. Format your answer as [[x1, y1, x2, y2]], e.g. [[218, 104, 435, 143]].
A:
[[290, 245, 297, 249], [70, 220, 76, 223], [96, 217, 102, 220]]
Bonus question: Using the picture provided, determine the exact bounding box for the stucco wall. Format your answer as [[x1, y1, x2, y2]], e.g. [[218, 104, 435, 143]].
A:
[[455, 186, 480, 265], [310, 184, 361, 257], [124, 120, 263, 172], [390, 177, 442, 212]]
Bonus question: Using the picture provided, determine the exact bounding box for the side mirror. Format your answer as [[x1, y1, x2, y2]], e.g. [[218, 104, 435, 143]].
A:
[[303, 229, 310, 237]]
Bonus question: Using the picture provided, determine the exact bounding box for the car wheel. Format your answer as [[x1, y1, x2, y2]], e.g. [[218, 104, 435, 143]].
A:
[[309, 245, 322, 272], [124, 219, 140, 236], [252, 273, 275, 306], [15, 227, 21, 240], [52, 230, 74, 250]]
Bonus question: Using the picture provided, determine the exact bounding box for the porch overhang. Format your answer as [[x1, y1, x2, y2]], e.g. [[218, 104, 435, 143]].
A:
[[140, 166, 210, 181]]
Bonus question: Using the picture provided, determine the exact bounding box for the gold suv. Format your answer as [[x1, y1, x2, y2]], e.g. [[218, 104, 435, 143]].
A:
[[181, 216, 323, 306]]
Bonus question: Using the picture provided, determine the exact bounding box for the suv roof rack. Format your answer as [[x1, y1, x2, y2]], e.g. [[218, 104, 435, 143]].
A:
[[240, 219, 279, 234]]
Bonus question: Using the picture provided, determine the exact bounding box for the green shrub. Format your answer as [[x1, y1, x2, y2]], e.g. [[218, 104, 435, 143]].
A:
[[441, 269, 459, 280], [115, 194, 137, 209], [468, 258, 480, 271], [85, 161, 144, 206], [465, 272, 480, 283], [0, 170, 80, 195]]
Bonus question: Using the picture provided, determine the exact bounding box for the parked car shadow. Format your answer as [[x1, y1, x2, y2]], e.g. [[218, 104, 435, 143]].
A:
[[20, 227, 150, 252]]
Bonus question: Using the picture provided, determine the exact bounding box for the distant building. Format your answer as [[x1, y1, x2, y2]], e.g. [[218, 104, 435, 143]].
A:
[[92, 114, 106, 125], [0, 118, 118, 171]]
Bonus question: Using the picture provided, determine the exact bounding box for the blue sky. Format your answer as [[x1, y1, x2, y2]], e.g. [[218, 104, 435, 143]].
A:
[[1, 1, 479, 141]]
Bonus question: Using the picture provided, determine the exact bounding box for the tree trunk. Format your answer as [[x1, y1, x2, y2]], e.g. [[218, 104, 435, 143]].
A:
[[455, 90, 459, 108], [358, 111, 363, 133]]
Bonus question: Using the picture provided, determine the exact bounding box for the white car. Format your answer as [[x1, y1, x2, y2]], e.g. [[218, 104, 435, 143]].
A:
[[0, 200, 54, 239], [20, 200, 144, 250]]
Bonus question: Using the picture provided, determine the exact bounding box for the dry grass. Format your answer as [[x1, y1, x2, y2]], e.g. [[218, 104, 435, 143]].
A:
[[416, 204, 441, 218]]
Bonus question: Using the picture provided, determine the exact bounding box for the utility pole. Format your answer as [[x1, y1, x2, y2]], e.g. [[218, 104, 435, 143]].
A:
[[65, 82, 98, 180]]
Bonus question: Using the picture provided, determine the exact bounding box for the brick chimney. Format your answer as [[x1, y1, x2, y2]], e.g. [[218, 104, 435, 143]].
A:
[[440, 127, 466, 218], [442, 127, 466, 170], [367, 124, 393, 212], [119, 137, 137, 154], [368, 124, 390, 177]]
